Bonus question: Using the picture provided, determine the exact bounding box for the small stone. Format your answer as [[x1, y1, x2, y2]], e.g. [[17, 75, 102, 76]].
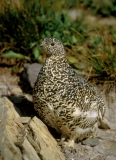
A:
[[0, 85, 7, 96], [90, 155, 106, 160], [10, 86, 22, 95], [16, 117, 31, 124], [24, 94, 33, 102], [82, 137, 99, 147]]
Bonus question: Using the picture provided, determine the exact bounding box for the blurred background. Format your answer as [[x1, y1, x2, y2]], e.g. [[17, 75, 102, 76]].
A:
[[0, 0, 116, 80]]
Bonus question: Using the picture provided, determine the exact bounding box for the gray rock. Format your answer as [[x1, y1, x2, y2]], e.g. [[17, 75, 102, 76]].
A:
[[97, 84, 116, 129], [23, 63, 42, 87], [0, 85, 8, 97], [91, 155, 106, 160], [106, 156, 116, 160], [97, 129, 116, 141], [94, 140, 116, 157], [82, 137, 99, 147]]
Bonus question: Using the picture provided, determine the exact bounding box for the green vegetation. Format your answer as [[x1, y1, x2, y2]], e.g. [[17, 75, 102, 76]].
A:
[[0, 0, 116, 79], [80, 0, 116, 17]]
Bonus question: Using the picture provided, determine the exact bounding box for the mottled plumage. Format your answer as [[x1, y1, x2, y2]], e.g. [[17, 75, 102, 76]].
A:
[[33, 38, 106, 143]]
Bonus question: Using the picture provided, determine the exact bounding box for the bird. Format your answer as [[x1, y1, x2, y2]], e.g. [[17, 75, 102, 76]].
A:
[[33, 37, 108, 148]]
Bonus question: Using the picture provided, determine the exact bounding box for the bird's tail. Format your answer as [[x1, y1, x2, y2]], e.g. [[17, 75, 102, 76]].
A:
[[98, 117, 110, 129]]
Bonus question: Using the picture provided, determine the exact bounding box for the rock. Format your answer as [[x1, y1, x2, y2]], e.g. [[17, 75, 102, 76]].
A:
[[0, 97, 65, 160], [0, 85, 8, 97], [10, 86, 23, 95], [90, 155, 106, 160], [106, 156, 116, 160], [22, 138, 41, 160], [24, 94, 33, 102], [82, 137, 99, 147], [94, 140, 116, 157], [16, 117, 31, 124], [23, 63, 42, 87], [0, 97, 22, 160], [97, 129, 116, 141], [97, 83, 116, 129], [29, 117, 65, 160]]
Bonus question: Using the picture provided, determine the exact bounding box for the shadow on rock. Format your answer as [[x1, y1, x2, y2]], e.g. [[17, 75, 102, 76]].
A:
[[2, 94, 61, 140], [4, 94, 37, 117]]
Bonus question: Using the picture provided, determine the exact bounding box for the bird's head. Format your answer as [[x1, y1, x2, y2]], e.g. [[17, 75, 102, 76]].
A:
[[40, 38, 65, 57]]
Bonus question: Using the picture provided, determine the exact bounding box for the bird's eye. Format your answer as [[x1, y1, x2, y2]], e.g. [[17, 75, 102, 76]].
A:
[[51, 43, 54, 46]]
